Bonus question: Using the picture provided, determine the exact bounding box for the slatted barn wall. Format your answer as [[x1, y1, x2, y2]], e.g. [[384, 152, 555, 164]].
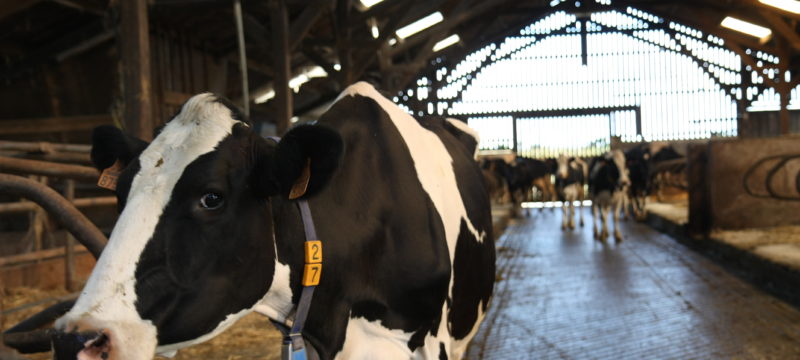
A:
[[397, 1, 800, 158]]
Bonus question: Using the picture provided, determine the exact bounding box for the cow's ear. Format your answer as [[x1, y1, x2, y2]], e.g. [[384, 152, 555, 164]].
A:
[[256, 125, 343, 199], [90, 125, 149, 171]]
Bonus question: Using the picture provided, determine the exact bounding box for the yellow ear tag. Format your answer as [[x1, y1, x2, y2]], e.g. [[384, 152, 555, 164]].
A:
[[97, 160, 123, 191], [289, 158, 311, 200]]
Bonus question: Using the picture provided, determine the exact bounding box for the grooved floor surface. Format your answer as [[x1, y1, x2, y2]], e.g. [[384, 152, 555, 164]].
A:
[[467, 210, 800, 359]]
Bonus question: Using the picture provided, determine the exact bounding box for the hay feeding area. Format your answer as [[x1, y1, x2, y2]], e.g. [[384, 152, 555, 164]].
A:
[[2, 287, 283, 359]]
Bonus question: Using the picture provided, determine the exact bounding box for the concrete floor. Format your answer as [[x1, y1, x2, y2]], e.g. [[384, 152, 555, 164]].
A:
[[467, 209, 800, 359]]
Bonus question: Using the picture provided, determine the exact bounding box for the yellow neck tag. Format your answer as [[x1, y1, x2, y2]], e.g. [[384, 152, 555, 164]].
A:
[[97, 160, 123, 191]]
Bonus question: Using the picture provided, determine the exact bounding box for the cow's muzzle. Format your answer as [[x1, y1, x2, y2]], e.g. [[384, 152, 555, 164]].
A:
[[52, 330, 109, 360]]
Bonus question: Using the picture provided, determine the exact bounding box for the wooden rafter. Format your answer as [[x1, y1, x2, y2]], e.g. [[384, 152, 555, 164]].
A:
[[270, 0, 292, 134], [0, 0, 41, 21], [288, 0, 332, 52], [757, 9, 800, 51]]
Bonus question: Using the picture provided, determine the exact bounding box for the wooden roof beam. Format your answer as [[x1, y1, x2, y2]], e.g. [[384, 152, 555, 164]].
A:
[[0, 0, 41, 21], [48, 0, 106, 16], [388, 0, 515, 58], [288, 0, 332, 51], [757, 9, 800, 51], [745, 0, 800, 21]]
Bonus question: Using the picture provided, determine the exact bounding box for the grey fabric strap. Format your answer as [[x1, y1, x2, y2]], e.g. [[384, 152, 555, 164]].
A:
[[267, 135, 319, 360], [289, 200, 318, 351]]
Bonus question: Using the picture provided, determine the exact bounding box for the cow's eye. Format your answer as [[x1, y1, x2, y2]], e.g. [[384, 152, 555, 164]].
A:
[[200, 193, 224, 210]]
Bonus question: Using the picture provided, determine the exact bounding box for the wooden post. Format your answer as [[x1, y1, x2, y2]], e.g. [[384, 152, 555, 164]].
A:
[[777, 39, 791, 136], [270, 0, 292, 135], [118, 0, 153, 140], [336, 0, 353, 86], [64, 179, 76, 291], [233, 0, 250, 117], [779, 84, 790, 135]]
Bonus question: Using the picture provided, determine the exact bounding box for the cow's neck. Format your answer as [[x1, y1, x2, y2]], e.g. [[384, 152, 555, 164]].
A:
[[255, 198, 307, 326]]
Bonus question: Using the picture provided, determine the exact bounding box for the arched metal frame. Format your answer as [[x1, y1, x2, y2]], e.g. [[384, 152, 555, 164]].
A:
[[396, 0, 800, 158]]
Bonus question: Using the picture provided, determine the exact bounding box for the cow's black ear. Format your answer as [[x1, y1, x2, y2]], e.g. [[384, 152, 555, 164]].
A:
[[90, 125, 149, 171], [264, 125, 343, 200]]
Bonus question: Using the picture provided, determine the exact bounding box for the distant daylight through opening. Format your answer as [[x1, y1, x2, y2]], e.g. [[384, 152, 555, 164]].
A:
[[396, 0, 800, 158]]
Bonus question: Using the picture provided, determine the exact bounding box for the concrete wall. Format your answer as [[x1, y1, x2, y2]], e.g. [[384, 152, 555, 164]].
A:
[[708, 136, 800, 229]]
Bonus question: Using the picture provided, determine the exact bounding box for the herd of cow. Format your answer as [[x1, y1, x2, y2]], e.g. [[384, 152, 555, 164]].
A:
[[480, 143, 684, 242]]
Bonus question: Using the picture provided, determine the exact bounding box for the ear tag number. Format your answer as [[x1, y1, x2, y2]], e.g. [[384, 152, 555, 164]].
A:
[[302, 241, 322, 286], [302, 263, 322, 286], [97, 160, 123, 191], [289, 159, 312, 200], [305, 241, 322, 264]]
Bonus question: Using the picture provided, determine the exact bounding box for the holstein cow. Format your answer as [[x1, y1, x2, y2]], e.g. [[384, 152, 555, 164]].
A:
[[52, 82, 495, 360], [517, 158, 556, 206], [624, 144, 650, 220], [480, 158, 509, 204], [555, 155, 587, 229], [588, 150, 629, 242]]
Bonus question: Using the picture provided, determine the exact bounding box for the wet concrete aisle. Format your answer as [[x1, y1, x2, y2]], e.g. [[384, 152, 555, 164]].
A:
[[467, 210, 800, 359]]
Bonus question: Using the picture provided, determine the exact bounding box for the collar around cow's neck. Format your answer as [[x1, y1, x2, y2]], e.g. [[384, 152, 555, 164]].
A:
[[267, 136, 321, 360]]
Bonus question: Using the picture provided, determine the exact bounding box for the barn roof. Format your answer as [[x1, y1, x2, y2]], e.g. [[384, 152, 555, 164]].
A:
[[0, 0, 798, 138]]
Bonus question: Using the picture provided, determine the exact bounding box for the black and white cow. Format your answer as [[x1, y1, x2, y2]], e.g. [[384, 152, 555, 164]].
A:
[[556, 155, 587, 229], [588, 150, 629, 242], [53, 82, 495, 360], [624, 145, 650, 220]]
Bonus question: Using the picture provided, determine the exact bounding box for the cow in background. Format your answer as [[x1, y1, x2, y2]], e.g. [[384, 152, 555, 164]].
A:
[[624, 144, 650, 220], [622, 143, 686, 218], [481, 158, 510, 203], [649, 144, 685, 200], [513, 158, 555, 205], [556, 155, 587, 229], [589, 150, 629, 242]]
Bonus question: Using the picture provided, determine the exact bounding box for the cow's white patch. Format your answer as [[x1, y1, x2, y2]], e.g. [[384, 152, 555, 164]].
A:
[[445, 117, 480, 159], [334, 316, 414, 360], [610, 149, 629, 184], [57, 93, 242, 360], [253, 259, 293, 324]]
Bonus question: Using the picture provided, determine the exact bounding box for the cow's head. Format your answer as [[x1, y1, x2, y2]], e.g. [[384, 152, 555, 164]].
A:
[[53, 94, 343, 360]]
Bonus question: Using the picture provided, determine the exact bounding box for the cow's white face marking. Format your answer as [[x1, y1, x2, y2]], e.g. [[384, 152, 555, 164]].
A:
[[56, 93, 242, 360]]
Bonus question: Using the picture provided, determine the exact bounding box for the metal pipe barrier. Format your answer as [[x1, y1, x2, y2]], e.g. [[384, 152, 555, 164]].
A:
[[0, 157, 99, 182], [0, 174, 106, 258]]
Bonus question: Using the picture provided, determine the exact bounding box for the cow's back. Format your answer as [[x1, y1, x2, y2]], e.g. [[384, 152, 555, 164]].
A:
[[302, 83, 493, 359]]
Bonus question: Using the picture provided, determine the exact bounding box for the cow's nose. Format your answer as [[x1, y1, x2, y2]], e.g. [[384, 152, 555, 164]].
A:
[[51, 330, 108, 360]]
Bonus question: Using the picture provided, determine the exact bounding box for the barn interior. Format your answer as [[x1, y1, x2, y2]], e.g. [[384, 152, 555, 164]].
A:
[[3, 0, 800, 358]]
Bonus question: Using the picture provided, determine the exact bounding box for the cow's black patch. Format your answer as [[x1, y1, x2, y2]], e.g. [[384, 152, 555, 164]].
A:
[[449, 219, 494, 339], [590, 157, 621, 195], [439, 342, 448, 360]]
